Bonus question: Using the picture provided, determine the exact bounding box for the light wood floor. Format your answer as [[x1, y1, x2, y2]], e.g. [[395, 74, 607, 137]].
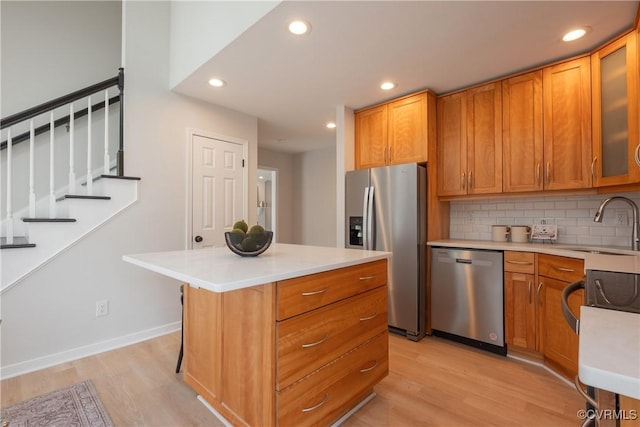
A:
[[1, 332, 584, 426]]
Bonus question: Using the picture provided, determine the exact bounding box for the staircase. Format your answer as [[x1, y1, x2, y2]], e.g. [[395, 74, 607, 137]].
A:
[[1, 69, 139, 292]]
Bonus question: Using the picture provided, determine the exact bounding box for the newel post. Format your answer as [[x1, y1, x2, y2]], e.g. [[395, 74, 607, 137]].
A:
[[117, 67, 125, 177]]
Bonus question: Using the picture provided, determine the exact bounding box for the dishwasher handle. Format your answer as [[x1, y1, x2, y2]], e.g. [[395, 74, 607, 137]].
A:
[[562, 280, 584, 334], [455, 258, 472, 264]]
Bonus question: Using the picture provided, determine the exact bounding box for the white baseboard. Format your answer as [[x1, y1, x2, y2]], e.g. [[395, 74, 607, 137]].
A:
[[0, 321, 181, 380]]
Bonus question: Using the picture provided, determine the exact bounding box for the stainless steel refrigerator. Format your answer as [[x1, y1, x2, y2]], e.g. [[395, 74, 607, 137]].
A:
[[345, 163, 426, 341]]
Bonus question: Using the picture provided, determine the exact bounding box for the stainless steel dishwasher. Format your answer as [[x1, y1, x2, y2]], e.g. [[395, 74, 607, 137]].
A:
[[430, 247, 505, 355]]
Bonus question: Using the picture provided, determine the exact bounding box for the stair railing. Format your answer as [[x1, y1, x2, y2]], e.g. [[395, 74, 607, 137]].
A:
[[0, 68, 124, 245]]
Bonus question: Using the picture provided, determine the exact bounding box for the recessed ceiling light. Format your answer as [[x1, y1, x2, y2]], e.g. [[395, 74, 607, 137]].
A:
[[208, 78, 226, 87], [380, 81, 396, 90], [326, 122, 336, 129], [288, 20, 311, 35], [562, 27, 589, 42]]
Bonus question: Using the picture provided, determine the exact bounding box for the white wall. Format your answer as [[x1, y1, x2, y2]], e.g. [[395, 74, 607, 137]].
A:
[[0, 1, 122, 116], [450, 191, 640, 247], [169, 0, 280, 88], [1, 0, 259, 377], [292, 147, 337, 247], [0, 1, 122, 219], [258, 148, 294, 244]]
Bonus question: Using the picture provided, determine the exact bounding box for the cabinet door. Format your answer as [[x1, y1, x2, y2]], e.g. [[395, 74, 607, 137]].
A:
[[539, 276, 583, 379], [466, 82, 503, 194], [388, 93, 427, 165], [592, 31, 640, 187], [505, 271, 536, 351], [355, 104, 387, 169], [543, 57, 592, 190], [503, 71, 544, 192], [437, 92, 467, 196]]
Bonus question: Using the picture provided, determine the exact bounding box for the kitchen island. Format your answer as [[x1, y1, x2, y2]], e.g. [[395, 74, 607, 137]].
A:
[[124, 244, 391, 427]]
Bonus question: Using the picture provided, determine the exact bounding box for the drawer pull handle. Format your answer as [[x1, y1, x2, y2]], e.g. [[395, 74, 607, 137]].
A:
[[359, 313, 378, 321], [554, 266, 575, 273], [506, 260, 533, 265], [359, 360, 378, 373], [301, 288, 328, 296], [359, 275, 376, 281], [301, 334, 329, 348], [301, 393, 329, 413]]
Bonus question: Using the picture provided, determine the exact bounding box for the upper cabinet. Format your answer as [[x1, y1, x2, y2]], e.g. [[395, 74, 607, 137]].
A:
[[543, 57, 593, 190], [355, 91, 434, 169], [591, 31, 640, 187], [502, 71, 543, 193], [437, 83, 502, 196], [354, 104, 388, 169]]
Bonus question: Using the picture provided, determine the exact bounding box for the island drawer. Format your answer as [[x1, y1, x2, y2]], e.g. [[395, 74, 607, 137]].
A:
[[277, 331, 388, 427], [504, 251, 535, 274], [276, 286, 387, 390], [276, 259, 387, 320]]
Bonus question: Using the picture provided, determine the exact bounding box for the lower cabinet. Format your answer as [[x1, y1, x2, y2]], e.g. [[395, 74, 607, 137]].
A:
[[183, 259, 389, 427], [537, 254, 585, 379], [504, 252, 585, 379], [504, 251, 537, 352]]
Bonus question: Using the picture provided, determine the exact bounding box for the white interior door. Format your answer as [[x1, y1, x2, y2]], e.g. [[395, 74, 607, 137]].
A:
[[192, 134, 245, 248]]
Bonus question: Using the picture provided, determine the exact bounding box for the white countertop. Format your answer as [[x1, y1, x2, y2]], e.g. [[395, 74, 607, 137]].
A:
[[428, 239, 640, 274], [579, 306, 640, 399], [123, 243, 391, 293]]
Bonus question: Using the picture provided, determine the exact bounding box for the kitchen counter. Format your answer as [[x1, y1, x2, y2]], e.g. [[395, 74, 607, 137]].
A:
[[123, 243, 391, 292], [579, 306, 640, 399], [427, 239, 640, 273]]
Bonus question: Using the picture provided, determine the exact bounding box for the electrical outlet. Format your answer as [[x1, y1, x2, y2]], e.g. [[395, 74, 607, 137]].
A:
[[96, 300, 109, 317], [616, 211, 628, 226]]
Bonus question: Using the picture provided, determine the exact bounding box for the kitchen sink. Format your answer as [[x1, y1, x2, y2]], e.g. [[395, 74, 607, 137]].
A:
[[562, 247, 631, 256]]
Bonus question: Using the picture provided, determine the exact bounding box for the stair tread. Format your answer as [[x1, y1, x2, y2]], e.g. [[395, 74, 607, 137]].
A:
[[22, 217, 77, 222], [1, 236, 35, 249], [65, 194, 111, 200], [101, 174, 141, 181]]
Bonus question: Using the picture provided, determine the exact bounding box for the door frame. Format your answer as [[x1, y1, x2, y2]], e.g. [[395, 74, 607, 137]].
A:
[[257, 165, 278, 242], [186, 127, 249, 249]]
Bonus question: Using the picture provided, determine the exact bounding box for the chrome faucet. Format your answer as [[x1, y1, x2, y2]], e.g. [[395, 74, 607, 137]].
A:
[[594, 196, 640, 251]]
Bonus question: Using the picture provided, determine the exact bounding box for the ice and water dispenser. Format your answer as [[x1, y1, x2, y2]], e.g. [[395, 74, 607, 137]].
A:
[[349, 216, 363, 246]]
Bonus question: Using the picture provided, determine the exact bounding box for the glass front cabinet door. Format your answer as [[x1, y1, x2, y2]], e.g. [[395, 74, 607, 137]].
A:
[[591, 31, 640, 187]]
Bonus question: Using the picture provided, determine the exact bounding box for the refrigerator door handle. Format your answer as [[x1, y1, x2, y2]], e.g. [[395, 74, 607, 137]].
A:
[[367, 186, 375, 250], [362, 186, 370, 249]]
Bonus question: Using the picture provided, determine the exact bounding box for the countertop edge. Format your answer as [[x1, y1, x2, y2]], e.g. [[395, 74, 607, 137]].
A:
[[123, 246, 391, 293]]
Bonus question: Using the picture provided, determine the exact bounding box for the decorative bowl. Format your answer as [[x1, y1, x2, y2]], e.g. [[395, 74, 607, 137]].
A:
[[224, 231, 273, 257]]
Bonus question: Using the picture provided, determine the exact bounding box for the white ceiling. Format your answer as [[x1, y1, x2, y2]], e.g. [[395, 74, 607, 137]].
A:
[[172, 1, 639, 154]]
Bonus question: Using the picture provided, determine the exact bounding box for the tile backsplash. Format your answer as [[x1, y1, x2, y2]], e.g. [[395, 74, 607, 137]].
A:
[[449, 192, 640, 248]]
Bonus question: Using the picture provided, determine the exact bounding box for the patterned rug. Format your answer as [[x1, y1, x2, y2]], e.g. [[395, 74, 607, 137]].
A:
[[1, 380, 113, 427]]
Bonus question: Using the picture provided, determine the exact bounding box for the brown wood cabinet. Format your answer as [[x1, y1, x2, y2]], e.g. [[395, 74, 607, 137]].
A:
[[537, 254, 584, 379], [183, 259, 389, 427], [437, 82, 502, 196], [502, 71, 544, 193], [592, 31, 640, 187], [504, 251, 537, 352], [355, 91, 434, 169], [354, 104, 387, 169], [543, 57, 593, 190]]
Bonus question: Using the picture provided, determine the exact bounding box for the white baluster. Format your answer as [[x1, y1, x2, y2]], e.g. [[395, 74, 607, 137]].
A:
[[86, 96, 93, 195], [49, 112, 56, 218], [29, 120, 36, 218], [6, 128, 14, 244], [104, 89, 110, 174], [69, 104, 76, 194]]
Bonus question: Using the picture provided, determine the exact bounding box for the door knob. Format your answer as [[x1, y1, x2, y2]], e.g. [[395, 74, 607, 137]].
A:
[[194, 235, 203, 243]]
